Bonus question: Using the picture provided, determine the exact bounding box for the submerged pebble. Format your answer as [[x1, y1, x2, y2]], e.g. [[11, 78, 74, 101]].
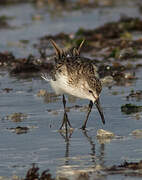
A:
[[47, 110, 59, 115], [101, 75, 114, 86], [131, 129, 142, 136], [58, 127, 74, 134], [37, 89, 48, 97], [8, 126, 37, 134], [97, 129, 115, 139], [2, 88, 13, 93], [0, 175, 19, 180], [124, 72, 135, 80], [57, 164, 104, 180], [8, 126, 29, 134], [126, 90, 142, 100], [6, 112, 27, 122]]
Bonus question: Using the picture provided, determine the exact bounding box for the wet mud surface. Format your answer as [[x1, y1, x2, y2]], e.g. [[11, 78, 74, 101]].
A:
[[0, 0, 142, 179]]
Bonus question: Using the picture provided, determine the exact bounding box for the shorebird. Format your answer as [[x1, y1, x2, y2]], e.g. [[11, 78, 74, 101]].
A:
[[42, 40, 105, 130]]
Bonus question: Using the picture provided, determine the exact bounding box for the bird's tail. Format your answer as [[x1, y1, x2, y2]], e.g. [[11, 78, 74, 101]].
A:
[[41, 73, 50, 82]]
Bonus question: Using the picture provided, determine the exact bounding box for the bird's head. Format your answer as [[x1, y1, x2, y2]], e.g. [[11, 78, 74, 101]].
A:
[[85, 78, 105, 124], [84, 76, 102, 102]]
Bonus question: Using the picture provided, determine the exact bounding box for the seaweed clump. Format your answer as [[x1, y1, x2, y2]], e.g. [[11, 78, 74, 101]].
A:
[[0, 51, 53, 76], [0, 51, 15, 66], [36, 17, 142, 55], [23, 164, 54, 180], [106, 160, 142, 176], [0, 17, 142, 83], [126, 90, 142, 101], [121, 104, 142, 114], [33, 17, 142, 85], [0, 15, 11, 28]]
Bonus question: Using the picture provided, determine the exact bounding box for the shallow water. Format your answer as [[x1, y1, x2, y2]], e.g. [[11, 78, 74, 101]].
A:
[[0, 68, 142, 179], [0, 1, 141, 57], [0, 1, 142, 179]]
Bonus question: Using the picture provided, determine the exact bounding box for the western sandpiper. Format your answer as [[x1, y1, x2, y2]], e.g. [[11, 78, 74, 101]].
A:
[[42, 40, 105, 130]]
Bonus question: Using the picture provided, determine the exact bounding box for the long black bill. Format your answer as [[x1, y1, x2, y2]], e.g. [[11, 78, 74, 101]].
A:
[[95, 98, 105, 124]]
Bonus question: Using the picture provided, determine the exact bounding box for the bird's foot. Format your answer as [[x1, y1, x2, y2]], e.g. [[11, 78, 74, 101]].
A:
[[60, 111, 72, 130], [81, 125, 86, 130]]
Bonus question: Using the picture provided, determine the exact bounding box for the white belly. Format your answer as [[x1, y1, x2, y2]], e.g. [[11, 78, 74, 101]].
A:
[[50, 74, 69, 95], [50, 75, 89, 100]]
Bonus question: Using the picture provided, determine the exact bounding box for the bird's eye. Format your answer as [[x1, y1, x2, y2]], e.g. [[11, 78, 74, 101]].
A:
[[89, 90, 93, 93]]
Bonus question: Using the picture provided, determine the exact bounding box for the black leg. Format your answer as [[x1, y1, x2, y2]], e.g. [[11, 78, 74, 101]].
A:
[[82, 130, 95, 163], [60, 95, 72, 129], [82, 100, 93, 130], [63, 94, 66, 110]]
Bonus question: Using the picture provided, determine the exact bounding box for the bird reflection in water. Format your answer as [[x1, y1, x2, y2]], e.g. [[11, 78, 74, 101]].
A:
[[59, 111, 105, 169], [59, 111, 73, 165], [82, 130, 105, 168]]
